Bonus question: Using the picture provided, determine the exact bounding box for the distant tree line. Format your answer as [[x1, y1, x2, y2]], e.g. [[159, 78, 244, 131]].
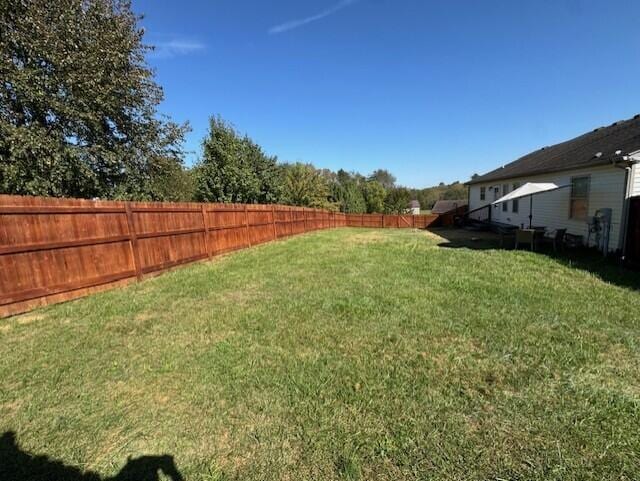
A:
[[193, 119, 466, 213], [408, 182, 469, 211], [191, 117, 415, 213], [0, 0, 468, 212]]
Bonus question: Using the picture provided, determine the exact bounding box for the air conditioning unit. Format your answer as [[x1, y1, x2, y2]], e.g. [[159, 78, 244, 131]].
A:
[[587, 208, 612, 254]]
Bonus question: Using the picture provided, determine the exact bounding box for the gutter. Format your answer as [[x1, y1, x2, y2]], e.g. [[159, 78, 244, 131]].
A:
[[466, 157, 628, 186]]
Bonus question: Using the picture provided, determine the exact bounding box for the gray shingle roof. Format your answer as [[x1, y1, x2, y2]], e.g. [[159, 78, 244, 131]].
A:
[[467, 115, 640, 185], [431, 199, 467, 214]]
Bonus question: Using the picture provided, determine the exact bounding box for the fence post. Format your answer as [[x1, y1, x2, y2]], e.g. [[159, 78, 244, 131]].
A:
[[124, 202, 143, 280], [271, 205, 278, 240], [303, 208, 308, 232], [244, 204, 251, 247], [201, 204, 212, 257]]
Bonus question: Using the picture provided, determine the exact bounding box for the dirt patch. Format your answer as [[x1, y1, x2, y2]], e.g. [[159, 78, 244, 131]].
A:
[[215, 282, 266, 307], [575, 343, 640, 398], [134, 312, 154, 322], [0, 313, 47, 334], [345, 231, 388, 245], [0, 397, 27, 415], [15, 313, 45, 325]]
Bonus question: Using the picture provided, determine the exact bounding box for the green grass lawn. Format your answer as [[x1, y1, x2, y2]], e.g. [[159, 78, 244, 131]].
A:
[[1, 228, 639, 480]]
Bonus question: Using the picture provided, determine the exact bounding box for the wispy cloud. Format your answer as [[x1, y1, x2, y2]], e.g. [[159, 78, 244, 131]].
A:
[[269, 0, 360, 35], [148, 40, 205, 59]]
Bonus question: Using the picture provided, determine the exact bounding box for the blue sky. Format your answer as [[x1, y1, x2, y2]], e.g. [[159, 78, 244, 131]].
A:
[[136, 0, 640, 188]]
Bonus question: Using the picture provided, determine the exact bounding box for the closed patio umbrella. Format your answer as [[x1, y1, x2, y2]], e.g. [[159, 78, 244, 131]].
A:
[[491, 182, 569, 228]]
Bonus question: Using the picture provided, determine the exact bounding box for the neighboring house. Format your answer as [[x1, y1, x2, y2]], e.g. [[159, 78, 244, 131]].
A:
[[432, 199, 468, 215], [408, 200, 421, 215], [467, 115, 640, 253]]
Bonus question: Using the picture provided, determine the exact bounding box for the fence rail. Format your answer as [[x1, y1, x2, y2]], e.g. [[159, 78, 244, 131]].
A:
[[0, 195, 447, 317], [345, 213, 440, 229]]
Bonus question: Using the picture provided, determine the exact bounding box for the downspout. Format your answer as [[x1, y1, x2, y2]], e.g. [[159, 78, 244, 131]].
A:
[[616, 156, 637, 259]]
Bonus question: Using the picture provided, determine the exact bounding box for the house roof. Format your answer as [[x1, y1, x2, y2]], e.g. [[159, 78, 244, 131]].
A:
[[409, 200, 420, 209], [431, 199, 467, 214], [467, 115, 640, 185]]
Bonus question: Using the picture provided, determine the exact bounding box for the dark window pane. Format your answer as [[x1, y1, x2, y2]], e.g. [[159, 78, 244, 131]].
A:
[[572, 177, 590, 197]]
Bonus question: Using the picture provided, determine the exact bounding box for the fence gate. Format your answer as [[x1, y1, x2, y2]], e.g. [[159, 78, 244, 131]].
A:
[[626, 197, 640, 268]]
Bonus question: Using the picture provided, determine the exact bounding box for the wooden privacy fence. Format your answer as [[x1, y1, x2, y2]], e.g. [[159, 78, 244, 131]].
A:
[[346, 213, 440, 229], [0, 195, 445, 317]]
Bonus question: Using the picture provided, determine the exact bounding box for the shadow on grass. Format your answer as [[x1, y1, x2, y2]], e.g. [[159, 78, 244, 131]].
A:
[[429, 227, 501, 251], [0, 431, 184, 481], [428, 227, 640, 292]]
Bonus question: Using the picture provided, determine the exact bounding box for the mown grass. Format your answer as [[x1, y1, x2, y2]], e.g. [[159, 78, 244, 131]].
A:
[[1, 228, 639, 480]]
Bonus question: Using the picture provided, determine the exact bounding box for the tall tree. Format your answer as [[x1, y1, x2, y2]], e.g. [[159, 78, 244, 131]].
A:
[[342, 183, 367, 213], [330, 169, 368, 213], [362, 180, 387, 213], [0, 0, 189, 199], [280, 163, 335, 209], [194, 116, 282, 203], [369, 169, 396, 190], [385, 187, 411, 214]]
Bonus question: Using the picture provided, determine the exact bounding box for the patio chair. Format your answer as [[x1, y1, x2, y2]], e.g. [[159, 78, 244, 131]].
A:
[[515, 229, 536, 251], [541, 228, 567, 253], [564, 233, 583, 249]]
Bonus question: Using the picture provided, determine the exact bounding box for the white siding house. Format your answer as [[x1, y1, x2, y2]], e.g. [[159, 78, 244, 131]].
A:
[[467, 117, 640, 253], [468, 166, 632, 251], [631, 156, 640, 197]]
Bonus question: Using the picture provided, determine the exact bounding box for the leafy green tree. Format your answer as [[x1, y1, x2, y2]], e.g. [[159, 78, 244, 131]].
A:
[[330, 169, 367, 213], [0, 0, 189, 199], [442, 181, 468, 200], [369, 169, 396, 190], [243, 136, 283, 204], [148, 163, 196, 202], [385, 187, 411, 214], [362, 180, 387, 213], [336, 169, 353, 185], [194, 117, 282, 203], [341, 182, 367, 213], [281, 163, 335, 209]]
